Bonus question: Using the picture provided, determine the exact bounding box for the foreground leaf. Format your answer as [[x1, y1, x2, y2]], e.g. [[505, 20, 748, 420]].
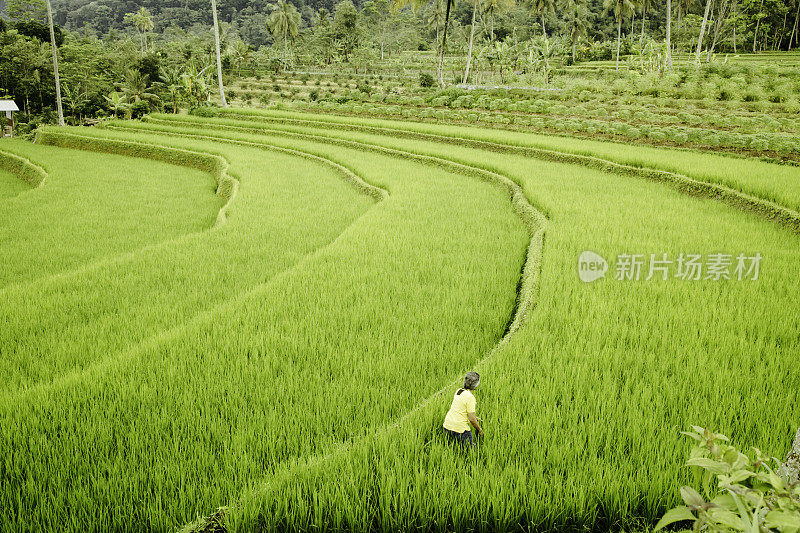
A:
[[655, 506, 696, 531]]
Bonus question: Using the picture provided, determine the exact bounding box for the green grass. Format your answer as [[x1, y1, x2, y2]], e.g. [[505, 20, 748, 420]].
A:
[[0, 167, 30, 198], [161, 109, 800, 217], [0, 139, 222, 289], [1, 123, 529, 531], [2, 109, 798, 532], [0, 133, 375, 395], [187, 112, 798, 532]]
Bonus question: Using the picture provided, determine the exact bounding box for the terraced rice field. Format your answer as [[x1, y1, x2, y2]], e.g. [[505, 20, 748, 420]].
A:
[[1, 110, 798, 532]]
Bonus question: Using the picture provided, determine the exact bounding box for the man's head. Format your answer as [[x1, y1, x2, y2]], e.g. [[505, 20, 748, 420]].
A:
[[463, 371, 480, 390]]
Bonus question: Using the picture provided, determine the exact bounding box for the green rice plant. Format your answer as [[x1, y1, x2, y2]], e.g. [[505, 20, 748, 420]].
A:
[[0, 131, 378, 393], [0, 167, 31, 198], [5, 105, 800, 532], [1, 117, 531, 531], [150, 112, 797, 533], [0, 139, 221, 289], [197, 108, 800, 215]]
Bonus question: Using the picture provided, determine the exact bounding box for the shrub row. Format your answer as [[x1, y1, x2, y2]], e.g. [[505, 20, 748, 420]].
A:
[[302, 100, 800, 154]]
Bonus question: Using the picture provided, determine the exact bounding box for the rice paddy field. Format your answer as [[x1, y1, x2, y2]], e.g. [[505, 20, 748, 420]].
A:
[[1, 106, 799, 532], [230, 54, 800, 162]]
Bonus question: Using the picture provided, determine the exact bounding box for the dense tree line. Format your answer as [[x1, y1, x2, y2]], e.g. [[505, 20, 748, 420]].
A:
[[1, 0, 798, 121], [1, 0, 795, 53]]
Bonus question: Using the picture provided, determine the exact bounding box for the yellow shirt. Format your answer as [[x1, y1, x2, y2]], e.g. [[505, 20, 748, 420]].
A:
[[443, 389, 476, 433]]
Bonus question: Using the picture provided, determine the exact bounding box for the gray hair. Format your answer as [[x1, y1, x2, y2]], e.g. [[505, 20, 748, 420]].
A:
[[463, 371, 480, 390]]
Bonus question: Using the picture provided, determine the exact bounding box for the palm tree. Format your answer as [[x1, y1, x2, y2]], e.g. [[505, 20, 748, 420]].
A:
[[61, 83, 89, 125], [44, 0, 64, 126], [562, 0, 588, 62], [227, 39, 253, 76], [695, 0, 713, 61], [395, 0, 452, 87], [432, 0, 455, 86], [484, 0, 515, 42], [463, 0, 481, 83], [790, 0, 799, 50], [603, 0, 635, 70], [751, 0, 764, 52], [268, 0, 301, 67], [159, 66, 184, 113], [121, 69, 161, 108], [672, 0, 692, 55], [423, 0, 444, 52], [124, 8, 154, 57], [529, 0, 555, 39], [211, 0, 228, 107], [638, 0, 652, 41]]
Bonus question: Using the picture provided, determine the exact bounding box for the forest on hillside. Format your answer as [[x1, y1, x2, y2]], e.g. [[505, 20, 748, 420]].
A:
[[1, 0, 797, 128], [1, 0, 795, 50]]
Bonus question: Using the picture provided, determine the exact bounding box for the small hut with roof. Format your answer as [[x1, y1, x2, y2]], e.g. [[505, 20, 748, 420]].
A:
[[0, 100, 20, 137]]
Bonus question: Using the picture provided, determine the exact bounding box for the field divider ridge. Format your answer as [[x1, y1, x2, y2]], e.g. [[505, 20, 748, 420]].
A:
[[208, 109, 800, 233], [0, 149, 48, 190]]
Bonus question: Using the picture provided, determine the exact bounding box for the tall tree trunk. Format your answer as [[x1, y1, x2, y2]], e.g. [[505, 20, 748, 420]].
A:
[[666, 0, 672, 67], [753, 0, 764, 52], [640, 6, 647, 42], [211, 0, 228, 107], [380, 25, 385, 61], [463, 0, 478, 83], [572, 39, 577, 62], [45, 0, 64, 126], [778, 10, 788, 49], [616, 15, 621, 70], [437, 0, 453, 87], [695, 0, 712, 63], [733, 0, 737, 52], [541, 13, 547, 38], [707, 0, 730, 61], [791, 0, 800, 49]]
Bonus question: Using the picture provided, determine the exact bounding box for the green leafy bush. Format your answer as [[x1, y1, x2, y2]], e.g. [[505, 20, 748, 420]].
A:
[[657, 426, 800, 532], [419, 72, 435, 88], [130, 100, 150, 119]]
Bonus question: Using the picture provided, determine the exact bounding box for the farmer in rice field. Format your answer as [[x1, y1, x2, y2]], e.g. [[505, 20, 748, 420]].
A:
[[442, 371, 483, 446]]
